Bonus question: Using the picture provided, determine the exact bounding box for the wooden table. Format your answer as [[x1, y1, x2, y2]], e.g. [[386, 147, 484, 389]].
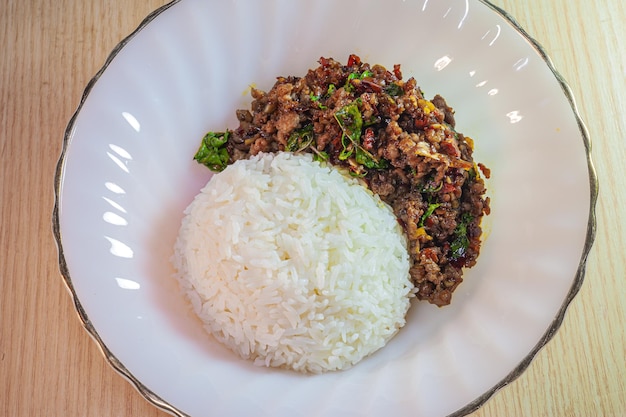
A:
[[1, 0, 624, 416]]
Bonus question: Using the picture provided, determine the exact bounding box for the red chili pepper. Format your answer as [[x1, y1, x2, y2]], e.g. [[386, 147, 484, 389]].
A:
[[393, 64, 403, 80], [363, 128, 375, 150], [424, 216, 435, 228], [319, 56, 330, 67], [347, 54, 361, 67], [415, 119, 429, 128], [478, 162, 491, 179], [422, 247, 439, 263], [440, 141, 459, 157], [450, 255, 468, 269], [442, 183, 456, 193]]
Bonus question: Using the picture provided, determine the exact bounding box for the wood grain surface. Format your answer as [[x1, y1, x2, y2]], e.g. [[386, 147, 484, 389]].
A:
[[1, 0, 624, 416]]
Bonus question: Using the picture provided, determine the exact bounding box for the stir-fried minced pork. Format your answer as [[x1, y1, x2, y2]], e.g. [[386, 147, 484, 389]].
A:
[[194, 54, 491, 306]]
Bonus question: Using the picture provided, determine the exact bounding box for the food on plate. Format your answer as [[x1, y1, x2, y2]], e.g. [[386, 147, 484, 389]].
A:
[[194, 55, 490, 306], [173, 152, 413, 373]]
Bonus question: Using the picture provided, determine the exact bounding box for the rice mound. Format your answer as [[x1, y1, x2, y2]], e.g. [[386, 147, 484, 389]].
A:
[[173, 152, 413, 373]]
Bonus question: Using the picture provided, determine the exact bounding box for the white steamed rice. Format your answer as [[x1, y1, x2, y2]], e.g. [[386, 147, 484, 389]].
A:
[[173, 152, 413, 373]]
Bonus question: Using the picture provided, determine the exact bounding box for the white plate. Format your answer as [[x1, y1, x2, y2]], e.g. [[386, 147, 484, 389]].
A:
[[54, 0, 598, 416]]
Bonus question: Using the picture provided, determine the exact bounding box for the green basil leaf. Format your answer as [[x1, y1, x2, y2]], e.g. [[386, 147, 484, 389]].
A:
[[419, 203, 441, 227], [384, 83, 404, 97], [313, 150, 329, 162], [286, 125, 314, 152], [309, 93, 327, 109], [334, 102, 363, 144], [449, 213, 473, 260], [355, 147, 388, 170], [338, 134, 354, 160], [193, 131, 230, 172]]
